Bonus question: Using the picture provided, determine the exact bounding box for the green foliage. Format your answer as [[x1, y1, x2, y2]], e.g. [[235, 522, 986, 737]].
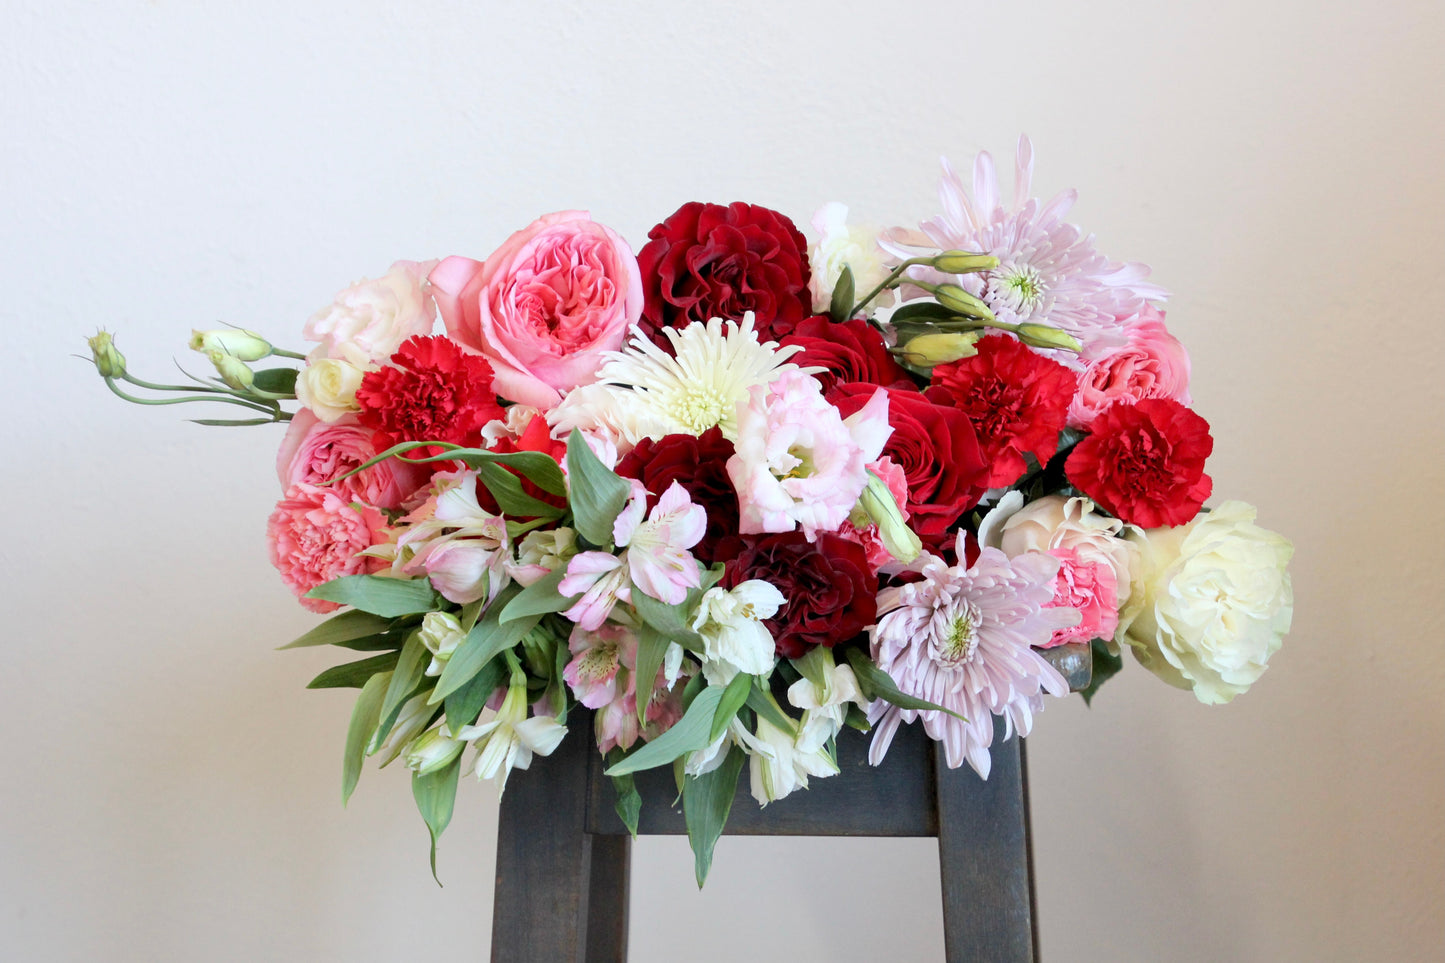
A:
[[412, 755, 463, 885], [342, 672, 390, 805], [711, 673, 753, 742], [565, 430, 630, 547], [250, 367, 298, 394], [828, 265, 856, 323], [499, 568, 570, 622], [431, 586, 537, 703], [844, 647, 966, 721], [281, 609, 397, 649], [634, 624, 673, 725], [474, 461, 566, 520], [1080, 638, 1124, 706], [608, 758, 642, 838], [443, 658, 506, 735], [604, 685, 726, 776], [744, 679, 797, 736], [380, 630, 428, 726], [306, 651, 401, 689], [305, 575, 441, 618], [683, 745, 746, 888]]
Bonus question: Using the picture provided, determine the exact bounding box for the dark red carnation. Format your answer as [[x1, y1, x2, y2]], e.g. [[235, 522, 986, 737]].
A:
[[780, 316, 918, 394], [615, 428, 740, 565], [354, 335, 504, 451], [828, 383, 989, 535], [927, 333, 1076, 488], [636, 202, 812, 344], [1065, 398, 1213, 528], [722, 531, 876, 659]]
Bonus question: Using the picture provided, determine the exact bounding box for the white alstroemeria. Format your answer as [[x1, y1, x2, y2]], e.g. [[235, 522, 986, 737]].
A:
[[418, 612, 465, 677], [684, 717, 773, 778], [371, 692, 435, 766], [787, 659, 870, 754], [507, 527, 579, 587], [456, 681, 568, 795], [748, 716, 839, 805], [403, 726, 467, 776], [691, 580, 786, 685]]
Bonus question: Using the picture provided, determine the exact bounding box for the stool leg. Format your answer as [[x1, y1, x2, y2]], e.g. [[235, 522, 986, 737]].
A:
[[935, 727, 1037, 962], [584, 833, 630, 962]]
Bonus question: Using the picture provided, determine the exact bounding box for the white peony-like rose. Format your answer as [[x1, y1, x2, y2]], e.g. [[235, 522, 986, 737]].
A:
[[304, 259, 438, 367], [295, 358, 367, 423], [807, 202, 894, 314], [1117, 501, 1293, 705]]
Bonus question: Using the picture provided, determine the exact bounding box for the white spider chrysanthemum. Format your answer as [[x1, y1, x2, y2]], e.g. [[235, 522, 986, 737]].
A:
[[547, 313, 804, 450]]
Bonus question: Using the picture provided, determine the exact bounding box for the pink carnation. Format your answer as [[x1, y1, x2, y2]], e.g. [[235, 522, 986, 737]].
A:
[[1068, 306, 1191, 428], [1039, 548, 1119, 648], [267, 483, 389, 613], [276, 409, 428, 511]]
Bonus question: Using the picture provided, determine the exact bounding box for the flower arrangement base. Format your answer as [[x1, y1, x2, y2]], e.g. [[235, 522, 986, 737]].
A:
[[490, 643, 1090, 963]]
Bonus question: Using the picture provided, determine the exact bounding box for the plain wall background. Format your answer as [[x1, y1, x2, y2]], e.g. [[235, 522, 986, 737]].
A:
[[4, 1, 1442, 960]]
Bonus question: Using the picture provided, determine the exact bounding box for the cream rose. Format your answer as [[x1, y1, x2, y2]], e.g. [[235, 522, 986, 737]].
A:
[[1117, 501, 1294, 704], [295, 358, 366, 423], [808, 202, 894, 314], [303, 259, 438, 367]]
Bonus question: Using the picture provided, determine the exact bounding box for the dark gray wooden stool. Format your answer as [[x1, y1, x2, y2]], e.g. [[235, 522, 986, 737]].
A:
[[489, 644, 1090, 962]]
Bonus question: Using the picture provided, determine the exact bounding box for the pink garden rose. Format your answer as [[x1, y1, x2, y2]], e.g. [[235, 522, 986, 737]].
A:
[[430, 211, 643, 410], [1068, 306, 1191, 428], [267, 483, 389, 613], [276, 409, 428, 511], [303, 260, 438, 367]]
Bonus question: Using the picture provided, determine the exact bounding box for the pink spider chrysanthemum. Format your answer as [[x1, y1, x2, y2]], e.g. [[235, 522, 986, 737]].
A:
[[867, 542, 1075, 778], [886, 136, 1168, 365]]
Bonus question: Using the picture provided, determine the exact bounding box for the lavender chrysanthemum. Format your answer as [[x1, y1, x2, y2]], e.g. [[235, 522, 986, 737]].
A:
[[886, 136, 1168, 365], [867, 542, 1073, 778]]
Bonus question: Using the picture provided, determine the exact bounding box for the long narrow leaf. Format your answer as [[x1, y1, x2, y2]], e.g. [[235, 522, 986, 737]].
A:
[[845, 647, 966, 721], [444, 658, 506, 735], [683, 745, 746, 888], [305, 575, 440, 617], [745, 679, 798, 736], [498, 568, 570, 623], [474, 461, 566, 519], [307, 651, 401, 689], [632, 589, 704, 649], [604, 685, 725, 777], [634, 624, 672, 725], [711, 673, 752, 743], [431, 587, 536, 703], [342, 672, 391, 805], [412, 756, 463, 885], [380, 630, 427, 725], [565, 430, 630, 547], [281, 609, 395, 649]]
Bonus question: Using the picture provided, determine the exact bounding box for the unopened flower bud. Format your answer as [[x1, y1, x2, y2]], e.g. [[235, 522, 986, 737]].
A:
[[87, 330, 126, 377], [857, 472, 922, 564], [419, 613, 465, 677], [898, 331, 980, 367], [404, 727, 465, 775], [933, 285, 995, 320], [206, 349, 254, 390], [189, 328, 273, 362], [931, 251, 999, 275], [1016, 323, 1082, 352]]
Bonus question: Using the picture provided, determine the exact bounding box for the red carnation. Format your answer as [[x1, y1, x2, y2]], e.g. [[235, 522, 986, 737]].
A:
[[721, 531, 876, 659], [927, 333, 1076, 488], [636, 201, 812, 344], [780, 316, 917, 394], [829, 382, 989, 535], [1065, 398, 1213, 528], [354, 335, 504, 451], [615, 428, 740, 565]]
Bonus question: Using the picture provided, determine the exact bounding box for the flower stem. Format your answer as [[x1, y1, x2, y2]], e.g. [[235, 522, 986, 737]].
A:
[[850, 257, 933, 317]]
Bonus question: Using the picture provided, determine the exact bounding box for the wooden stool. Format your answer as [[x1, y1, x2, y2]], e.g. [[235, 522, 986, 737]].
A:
[[489, 645, 1091, 962]]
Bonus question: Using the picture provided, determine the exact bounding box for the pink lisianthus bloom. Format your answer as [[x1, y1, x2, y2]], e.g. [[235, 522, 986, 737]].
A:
[[1068, 306, 1192, 428], [267, 483, 390, 613], [303, 259, 438, 367], [559, 552, 631, 630], [430, 211, 643, 410], [614, 480, 706, 604], [727, 370, 892, 540], [1038, 548, 1119, 648], [276, 408, 428, 511], [868, 541, 1073, 777]]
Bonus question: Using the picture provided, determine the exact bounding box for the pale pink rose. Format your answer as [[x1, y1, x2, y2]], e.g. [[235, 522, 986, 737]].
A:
[[1038, 548, 1119, 648], [276, 409, 428, 511], [303, 260, 438, 367], [1068, 306, 1191, 428], [267, 483, 390, 613], [430, 211, 642, 410]]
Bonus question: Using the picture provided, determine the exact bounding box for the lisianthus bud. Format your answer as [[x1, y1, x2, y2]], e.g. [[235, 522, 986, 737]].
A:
[[418, 612, 465, 677], [931, 251, 999, 275], [189, 328, 273, 362], [932, 284, 995, 320], [206, 349, 254, 389], [857, 472, 922, 563], [1016, 323, 1082, 352], [87, 330, 126, 377], [403, 727, 465, 775], [898, 331, 980, 367]]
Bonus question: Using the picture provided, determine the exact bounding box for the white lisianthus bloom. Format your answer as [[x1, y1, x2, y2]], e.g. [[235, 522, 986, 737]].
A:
[[808, 202, 894, 314], [456, 683, 568, 794], [1118, 501, 1294, 705], [295, 357, 368, 423], [690, 580, 786, 685]]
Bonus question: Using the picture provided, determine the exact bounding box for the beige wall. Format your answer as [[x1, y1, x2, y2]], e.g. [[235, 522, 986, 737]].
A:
[[3, 1, 1441, 960]]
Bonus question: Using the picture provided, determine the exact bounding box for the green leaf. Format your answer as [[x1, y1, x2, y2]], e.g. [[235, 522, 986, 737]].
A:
[[845, 647, 966, 721], [452, 450, 567, 497], [632, 587, 704, 649], [306, 651, 401, 689], [829, 265, 856, 323], [251, 367, 299, 394], [431, 587, 537, 703], [888, 299, 958, 324], [370, 681, 437, 761], [443, 657, 506, 735], [843, 702, 872, 732], [474, 461, 566, 520], [458, 598, 486, 635], [499, 568, 571, 623], [745, 679, 797, 737], [412, 755, 463, 885], [789, 647, 832, 693], [342, 671, 391, 805], [333, 629, 412, 652], [1080, 638, 1124, 706], [683, 744, 746, 888], [604, 685, 725, 777], [565, 429, 631, 547], [634, 624, 672, 725], [610, 766, 642, 838], [380, 630, 428, 725], [281, 609, 396, 649], [711, 672, 753, 743], [305, 575, 441, 617]]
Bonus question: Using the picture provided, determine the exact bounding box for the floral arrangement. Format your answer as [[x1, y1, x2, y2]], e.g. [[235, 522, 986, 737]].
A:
[[88, 138, 1294, 884]]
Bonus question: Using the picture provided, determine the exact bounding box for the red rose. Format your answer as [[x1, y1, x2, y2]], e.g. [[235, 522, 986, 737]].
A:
[[1065, 398, 1213, 528], [637, 202, 812, 343], [615, 428, 740, 565], [722, 531, 876, 659], [780, 316, 917, 394], [829, 383, 989, 535], [927, 333, 1076, 488], [354, 335, 504, 451]]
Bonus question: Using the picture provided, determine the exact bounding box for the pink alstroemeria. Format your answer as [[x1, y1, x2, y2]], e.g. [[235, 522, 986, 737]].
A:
[[563, 623, 637, 709], [558, 552, 631, 630], [614, 480, 706, 604]]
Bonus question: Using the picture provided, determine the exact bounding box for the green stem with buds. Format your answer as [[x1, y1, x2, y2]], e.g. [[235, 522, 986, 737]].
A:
[[103, 377, 281, 417], [850, 257, 935, 317]]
